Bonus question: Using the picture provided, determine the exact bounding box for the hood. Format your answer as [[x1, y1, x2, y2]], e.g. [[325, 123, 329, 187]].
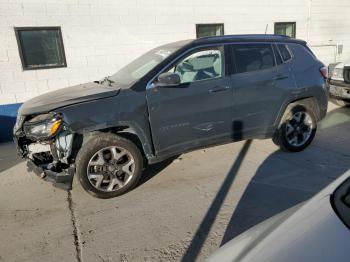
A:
[[207, 172, 350, 262], [18, 82, 121, 116]]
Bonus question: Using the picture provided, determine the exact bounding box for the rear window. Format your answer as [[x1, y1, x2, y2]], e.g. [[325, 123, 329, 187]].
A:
[[232, 44, 275, 73], [277, 44, 292, 62]]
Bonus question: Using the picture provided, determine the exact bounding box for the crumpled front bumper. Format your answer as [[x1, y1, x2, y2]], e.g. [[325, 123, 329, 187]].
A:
[[14, 120, 76, 191], [26, 160, 75, 190], [328, 79, 350, 100]]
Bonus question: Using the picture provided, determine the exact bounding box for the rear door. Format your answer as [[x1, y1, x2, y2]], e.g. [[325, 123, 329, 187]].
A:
[[146, 45, 234, 157], [230, 43, 295, 138]]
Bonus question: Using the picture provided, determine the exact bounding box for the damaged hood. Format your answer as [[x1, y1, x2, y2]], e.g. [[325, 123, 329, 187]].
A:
[[19, 82, 121, 115]]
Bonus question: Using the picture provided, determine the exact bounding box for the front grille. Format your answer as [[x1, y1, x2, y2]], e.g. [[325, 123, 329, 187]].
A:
[[344, 67, 350, 83]]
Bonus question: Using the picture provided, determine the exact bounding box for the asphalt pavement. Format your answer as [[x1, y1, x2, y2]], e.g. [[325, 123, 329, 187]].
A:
[[1, 103, 350, 262]]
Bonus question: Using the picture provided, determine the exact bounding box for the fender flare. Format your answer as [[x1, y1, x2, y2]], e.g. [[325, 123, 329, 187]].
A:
[[73, 121, 155, 160], [275, 97, 322, 128]]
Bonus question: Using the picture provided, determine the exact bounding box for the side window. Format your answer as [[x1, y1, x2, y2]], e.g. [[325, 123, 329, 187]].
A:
[[232, 44, 275, 73], [272, 44, 283, 65], [168, 47, 224, 84], [277, 44, 292, 62]]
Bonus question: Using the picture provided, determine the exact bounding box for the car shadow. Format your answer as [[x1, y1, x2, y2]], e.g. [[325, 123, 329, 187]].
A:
[[182, 140, 252, 262], [137, 155, 180, 187], [0, 142, 23, 173], [220, 105, 350, 244], [180, 105, 350, 261]]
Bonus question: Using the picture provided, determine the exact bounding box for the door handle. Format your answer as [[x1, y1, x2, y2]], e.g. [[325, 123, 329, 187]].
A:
[[209, 86, 230, 93], [272, 75, 289, 81]]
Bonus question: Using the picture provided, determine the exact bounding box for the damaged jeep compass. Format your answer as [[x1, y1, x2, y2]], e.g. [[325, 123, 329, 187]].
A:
[[14, 35, 328, 198]]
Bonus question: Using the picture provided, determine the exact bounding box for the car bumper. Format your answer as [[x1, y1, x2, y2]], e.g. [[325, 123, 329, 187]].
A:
[[328, 80, 350, 100], [14, 121, 76, 191], [26, 159, 74, 190]]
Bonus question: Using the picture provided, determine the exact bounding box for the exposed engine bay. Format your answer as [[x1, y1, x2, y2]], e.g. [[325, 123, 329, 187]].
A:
[[14, 113, 79, 190]]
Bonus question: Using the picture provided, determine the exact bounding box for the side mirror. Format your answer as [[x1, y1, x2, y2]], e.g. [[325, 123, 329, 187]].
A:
[[157, 72, 181, 87]]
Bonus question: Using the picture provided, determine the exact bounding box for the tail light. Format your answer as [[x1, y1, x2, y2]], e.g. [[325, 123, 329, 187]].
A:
[[320, 66, 328, 79]]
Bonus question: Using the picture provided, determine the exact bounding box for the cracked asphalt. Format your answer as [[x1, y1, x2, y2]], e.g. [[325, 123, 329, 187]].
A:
[[1, 103, 350, 262]]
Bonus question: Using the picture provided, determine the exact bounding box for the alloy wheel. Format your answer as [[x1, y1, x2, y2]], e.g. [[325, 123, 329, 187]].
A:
[[285, 111, 313, 147], [87, 146, 135, 192]]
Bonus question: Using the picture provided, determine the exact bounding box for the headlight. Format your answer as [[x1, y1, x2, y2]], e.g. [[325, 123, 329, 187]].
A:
[[332, 68, 344, 79], [24, 113, 62, 139]]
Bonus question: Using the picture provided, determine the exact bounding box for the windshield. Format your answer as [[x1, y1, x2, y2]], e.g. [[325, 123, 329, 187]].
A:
[[109, 44, 182, 86]]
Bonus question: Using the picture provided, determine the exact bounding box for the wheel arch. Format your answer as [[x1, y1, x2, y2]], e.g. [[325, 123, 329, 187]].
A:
[[275, 96, 322, 128], [78, 123, 155, 161], [74, 130, 145, 198]]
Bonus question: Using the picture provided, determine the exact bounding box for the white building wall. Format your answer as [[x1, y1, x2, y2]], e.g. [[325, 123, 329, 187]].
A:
[[0, 0, 350, 105]]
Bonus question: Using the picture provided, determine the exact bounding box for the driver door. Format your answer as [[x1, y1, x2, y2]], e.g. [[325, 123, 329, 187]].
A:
[[146, 46, 234, 157]]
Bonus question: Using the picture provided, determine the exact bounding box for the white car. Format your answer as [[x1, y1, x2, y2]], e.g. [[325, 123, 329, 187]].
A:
[[328, 61, 350, 106], [207, 171, 350, 262]]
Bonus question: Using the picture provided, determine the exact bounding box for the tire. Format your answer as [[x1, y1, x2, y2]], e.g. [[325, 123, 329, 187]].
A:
[[273, 105, 317, 152], [75, 133, 143, 198], [330, 98, 350, 107]]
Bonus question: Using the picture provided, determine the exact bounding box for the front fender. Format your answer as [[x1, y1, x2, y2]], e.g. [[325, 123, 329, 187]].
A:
[[57, 93, 155, 159]]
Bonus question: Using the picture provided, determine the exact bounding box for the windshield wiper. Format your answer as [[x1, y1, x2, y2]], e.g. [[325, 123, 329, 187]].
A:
[[94, 76, 115, 86]]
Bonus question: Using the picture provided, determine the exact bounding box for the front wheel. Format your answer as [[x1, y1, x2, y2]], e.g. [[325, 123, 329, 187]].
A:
[[75, 133, 143, 198], [273, 105, 317, 152]]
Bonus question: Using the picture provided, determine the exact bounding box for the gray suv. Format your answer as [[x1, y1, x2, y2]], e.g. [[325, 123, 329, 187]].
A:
[[14, 35, 328, 198]]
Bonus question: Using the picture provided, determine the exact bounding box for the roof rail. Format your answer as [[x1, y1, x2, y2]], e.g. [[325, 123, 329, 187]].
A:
[[197, 34, 290, 40]]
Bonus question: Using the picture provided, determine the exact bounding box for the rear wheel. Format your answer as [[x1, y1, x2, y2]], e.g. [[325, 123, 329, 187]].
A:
[[273, 105, 317, 152], [76, 133, 143, 198]]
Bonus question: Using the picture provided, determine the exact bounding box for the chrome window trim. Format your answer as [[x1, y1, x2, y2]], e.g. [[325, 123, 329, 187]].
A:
[[146, 41, 285, 90], [146, 43, 227, 90]]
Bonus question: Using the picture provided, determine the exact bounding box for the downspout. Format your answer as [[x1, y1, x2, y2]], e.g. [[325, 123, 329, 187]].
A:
[[306, 0, 312, 42]]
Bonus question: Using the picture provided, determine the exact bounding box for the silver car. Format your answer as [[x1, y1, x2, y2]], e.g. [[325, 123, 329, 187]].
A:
[[207, 171, 350, 262]]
